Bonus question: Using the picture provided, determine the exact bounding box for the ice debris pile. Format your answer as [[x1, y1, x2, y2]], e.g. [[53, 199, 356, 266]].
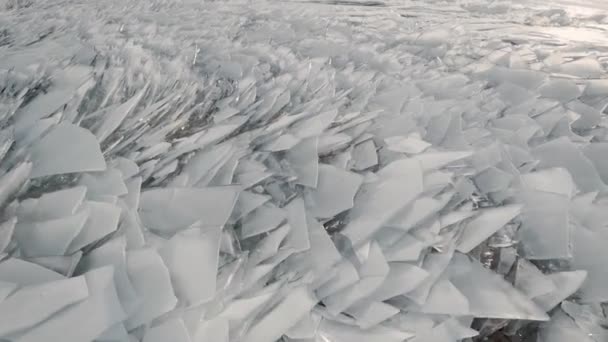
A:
[[1, 0, 608, 341]]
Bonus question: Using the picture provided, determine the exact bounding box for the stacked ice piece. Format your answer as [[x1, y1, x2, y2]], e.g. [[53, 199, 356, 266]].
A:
[[1, 0, 608, 341]]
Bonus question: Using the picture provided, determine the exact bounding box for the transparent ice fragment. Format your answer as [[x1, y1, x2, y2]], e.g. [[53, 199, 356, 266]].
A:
[[316, 259, 360, 299], [0, 276, 89, 337], [79, 169, 128, 199], [384, 234, 426, 262], [16, 209, 88, 257], [68, 201, 121, 253], [126, 248, 177, 330], [342, 159, 423, 247], [218, 285, 277, 326], [539, 79, 581, 102], [286, 137, 319, 188], [474, 167, 513, 194], [387, 195, 445, 232], [561, 301, 608, 342], [192, 318, 228, 342], [110, 157, 140, 180], [316, 318, 414, 342], [532, 137, 606, 193], [414, 151, 472, 172], [139, 186, 239, 235], [485, 66, 546, 90], [346, 301, 399, 329], [322, 242, 389, 315], [14, 266, 125, 342], [95, 88, 146, 143], [568, 101, 602, 130], [457, 204, 522, 253], [520, 167, 574, 197], [240, 202, 287, 239], [538, 310, 595, 342], [28, 253, 82, 277], [558, 57, 604, 79], [30, 124, 106, 178], [495, 82, 536, 106], [351, 139, 378, 171], [283, 216, 341, 277], [229, 191, 269, 224], [582, 143, 608, 185], [385, 134, 431, 154], [179, 144, 234, 187], [448, 254, 548, 320], [306, 164, 363, 219], [366, 262, 429, 302], [17, 186, 87, 222], [160, 227, 220, 306], [242, 286, 318, 342], [79, 236, 139, 316], [249, 223, 291, 265], [518, 190, 571, 259], [406, 249, 454, 305], [144, 318, 191, 342], [416, 277, 470, 315], [283, 198, 310, 253], [515, 259, 556, 299], [0, 258, 64, 285]]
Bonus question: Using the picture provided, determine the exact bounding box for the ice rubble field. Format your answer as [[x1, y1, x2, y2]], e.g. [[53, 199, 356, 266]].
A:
[[1, 0, 608, 341]]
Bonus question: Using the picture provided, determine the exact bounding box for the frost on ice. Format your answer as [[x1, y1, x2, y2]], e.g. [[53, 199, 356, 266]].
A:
[[1, 0, 608, 341]]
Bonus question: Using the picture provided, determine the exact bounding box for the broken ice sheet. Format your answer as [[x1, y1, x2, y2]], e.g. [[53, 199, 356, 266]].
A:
[[366, 262, 429, 302], [27, 253, 82, 277], [139, 186, 240, 236], [240, 202, 287, 239], [143, 318, 191, 342], [351, 139, 378, 171], [561, 301, 608, 342], [447, 253, 548, 321], [305, 164, 363, 219], [456, 204, 522, 253], [409, 317, 478, 342], [285, 137, 319, 188], [30, 123, 107, 178], [193, 317, 228, 342], [15, 208, 89, 257], [322, 241, 389, 315], [0, 276, 88, 337], [316, 317, 414, 342], [520, 167, 574, 197], [539, 78, 582, 102], [242, 285, 318, 342], [78, 235, 139, 316], [558, 57, 604, 79], [13, 266, 125, 342], [517, 190, 571, 260], [17, 186, 87, 222], [248, 223, 291, 265], [385, 133, 431, 154], [538, 310, 595, 342], [514, 259, 556, 299], [0, 258, 65, 285], [126, 248, 177, 330], [533, 270, 587, 310], [78, 169, 128, 199], [342, 159, 423, 247], [283, 197, 310, 253], [532, 137, 606, 193], [413, 151, 473, 173], [67, 201, 121, 253]]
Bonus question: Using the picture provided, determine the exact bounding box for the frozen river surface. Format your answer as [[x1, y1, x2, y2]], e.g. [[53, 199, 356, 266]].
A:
[[0, 0, 608, 342]]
